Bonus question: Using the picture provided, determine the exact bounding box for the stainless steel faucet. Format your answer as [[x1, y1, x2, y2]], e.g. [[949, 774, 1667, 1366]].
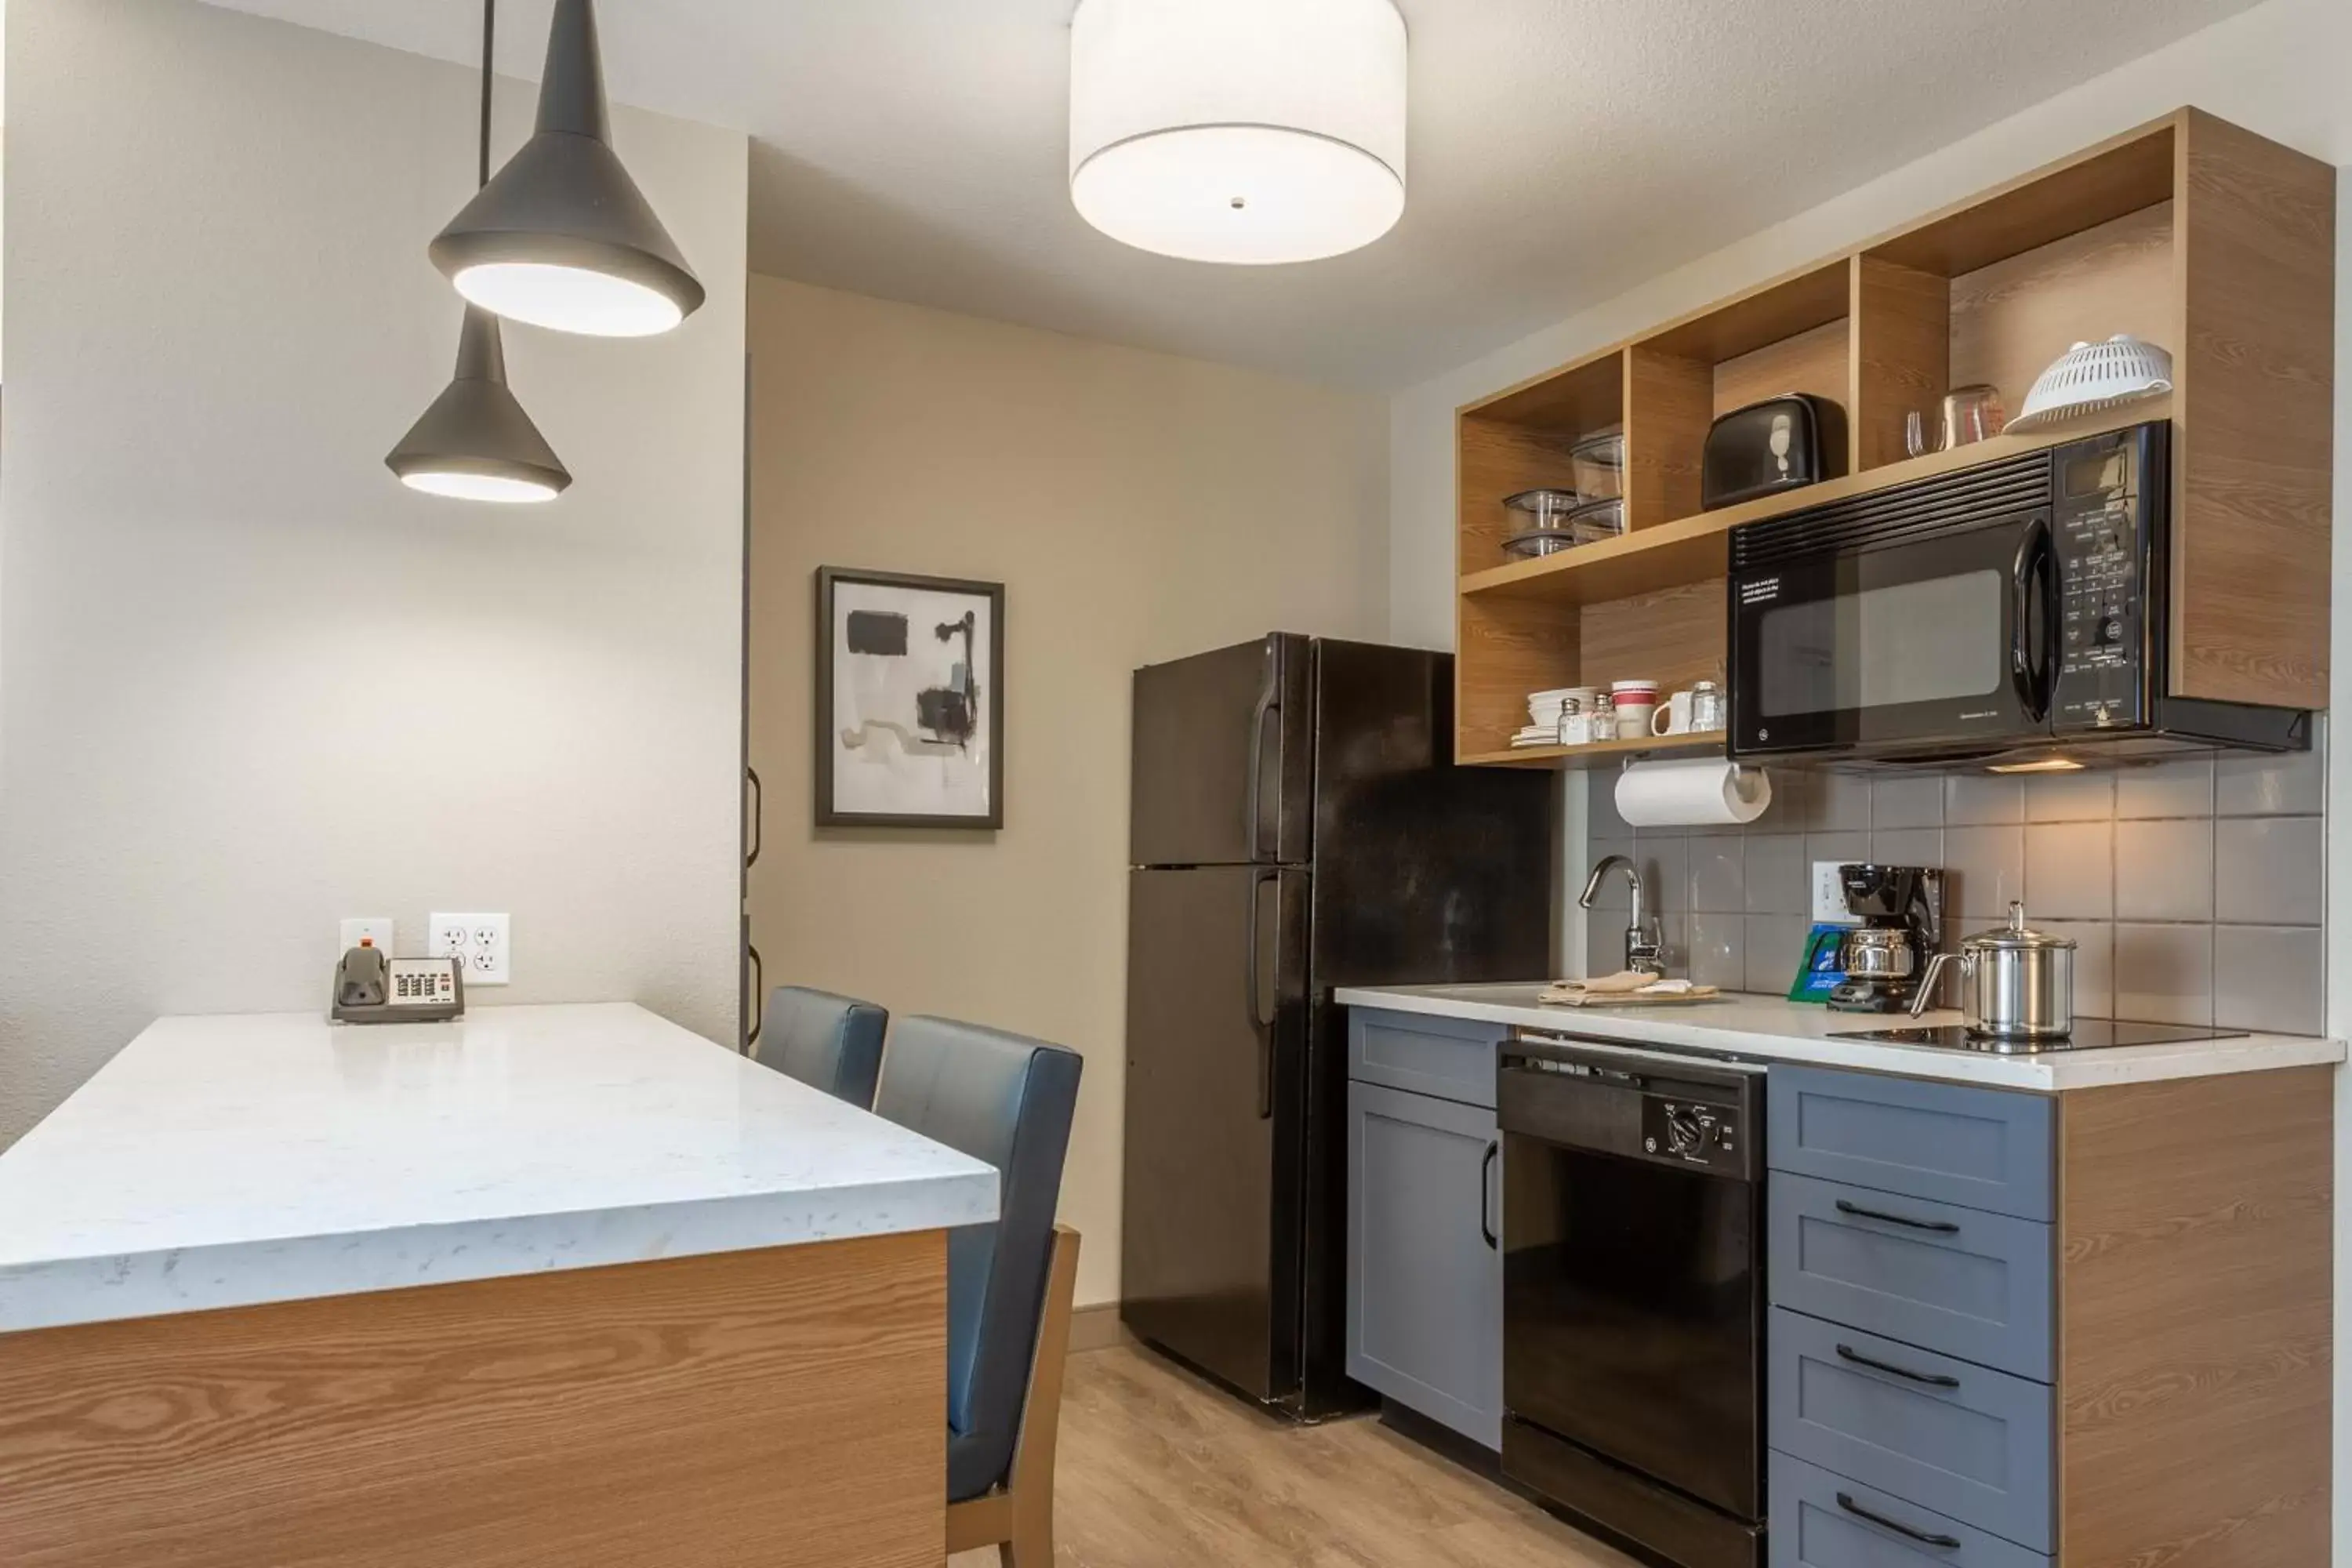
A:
[[1579, 853, 1664, 975]]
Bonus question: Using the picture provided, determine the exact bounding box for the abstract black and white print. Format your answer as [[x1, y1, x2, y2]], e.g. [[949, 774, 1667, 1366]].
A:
[[815, 570, 1004, 827]]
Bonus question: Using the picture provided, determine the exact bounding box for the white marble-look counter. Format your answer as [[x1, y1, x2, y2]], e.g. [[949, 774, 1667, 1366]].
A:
[[1335, 983, 2345, 1091], [0, 1004, 999, 1333]]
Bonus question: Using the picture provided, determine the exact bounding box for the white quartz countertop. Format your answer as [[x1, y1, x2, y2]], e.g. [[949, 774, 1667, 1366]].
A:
[[1334, 984, 2345, 1091], [0, 1004, 999, 1333]]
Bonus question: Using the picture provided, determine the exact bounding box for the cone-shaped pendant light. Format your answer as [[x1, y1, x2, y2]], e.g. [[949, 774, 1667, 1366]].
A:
[[430, 0, 703, 337], [387, 306, 572, 502], [387, 0, 569, 504]]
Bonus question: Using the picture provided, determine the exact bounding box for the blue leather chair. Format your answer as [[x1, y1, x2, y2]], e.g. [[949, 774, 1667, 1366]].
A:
[[872, 1017, 1082, 1567], [755, 986, 888, 1110]]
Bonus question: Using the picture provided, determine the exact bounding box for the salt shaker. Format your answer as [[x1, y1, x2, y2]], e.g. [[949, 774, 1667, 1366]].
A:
[[1689, 680, 1726, 732], [1556, 697, 1588, 746]]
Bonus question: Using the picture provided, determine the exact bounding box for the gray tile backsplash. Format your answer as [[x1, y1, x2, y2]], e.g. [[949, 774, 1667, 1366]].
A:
[[1588, 734, 2326, 1033]]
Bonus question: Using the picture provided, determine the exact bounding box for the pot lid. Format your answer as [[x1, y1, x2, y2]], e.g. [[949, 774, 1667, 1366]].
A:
[[1962, 900, 2076, 952]]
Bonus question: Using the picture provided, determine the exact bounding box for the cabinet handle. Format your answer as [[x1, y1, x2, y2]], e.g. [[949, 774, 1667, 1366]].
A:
[[1479, 1142, 1498, 1250], [745, 767, 763, 869], [1835, 1198, 1959, 1234], [745, 945, 764, 1052], [1835, 1342, 1960, 1388], [1835, 1492, 1962, 1550]]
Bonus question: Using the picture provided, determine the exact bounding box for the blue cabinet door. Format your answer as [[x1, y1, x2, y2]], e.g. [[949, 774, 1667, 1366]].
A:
[[1768, 1066, 2055, 1221], [1769, 1171, 2054, 1381], [1345, 1079, 1502, 1449]]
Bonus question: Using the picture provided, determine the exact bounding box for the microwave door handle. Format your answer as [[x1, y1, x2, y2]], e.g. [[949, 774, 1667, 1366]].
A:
[[2011, 517, 2054, 723]]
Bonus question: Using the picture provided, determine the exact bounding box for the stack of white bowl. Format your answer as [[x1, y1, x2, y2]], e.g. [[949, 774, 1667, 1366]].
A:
[[1512, 688, 1576, 748]]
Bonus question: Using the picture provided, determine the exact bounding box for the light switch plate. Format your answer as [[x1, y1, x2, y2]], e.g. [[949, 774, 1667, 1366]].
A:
[[430, 912, 510, 985], [339, 916, 396, 955], [1811, 863, 1860, 925]]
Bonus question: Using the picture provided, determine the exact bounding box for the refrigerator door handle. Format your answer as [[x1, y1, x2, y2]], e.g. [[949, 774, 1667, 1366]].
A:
[[1244, 649, 1282, 862], [1244, 868, 1278, 1119]]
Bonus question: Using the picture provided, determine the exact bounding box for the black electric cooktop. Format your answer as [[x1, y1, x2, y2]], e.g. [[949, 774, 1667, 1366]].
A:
[[1831, 1018, 2248, 1054]]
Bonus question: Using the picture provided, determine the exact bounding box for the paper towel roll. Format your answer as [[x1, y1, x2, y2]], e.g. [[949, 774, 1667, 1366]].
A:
[[1615, 759, 1773, 828]]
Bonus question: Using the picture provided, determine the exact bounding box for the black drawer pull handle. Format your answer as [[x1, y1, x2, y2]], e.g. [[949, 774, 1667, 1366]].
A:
[[1835, 1198, 1960, 1233], [1836, 1492, 1962, 1549], [1835, 1342, 1961, 1388]]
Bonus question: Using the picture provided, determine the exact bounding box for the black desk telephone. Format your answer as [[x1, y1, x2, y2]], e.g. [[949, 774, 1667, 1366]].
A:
[[332, 942, 464, 1023]]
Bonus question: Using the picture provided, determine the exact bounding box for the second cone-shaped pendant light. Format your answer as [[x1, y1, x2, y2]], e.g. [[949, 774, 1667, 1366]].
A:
[[388, 0, 568, 503], [387, 306, 572, 502], [431, 0, 704, 337]]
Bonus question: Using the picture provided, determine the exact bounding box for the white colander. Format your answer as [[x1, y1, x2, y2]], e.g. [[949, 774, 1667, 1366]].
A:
[[2007, 335, 2174, 433]]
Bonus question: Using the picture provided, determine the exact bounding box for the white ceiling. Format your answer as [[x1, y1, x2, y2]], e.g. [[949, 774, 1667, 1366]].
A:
[[203, 0, 2261, 389]]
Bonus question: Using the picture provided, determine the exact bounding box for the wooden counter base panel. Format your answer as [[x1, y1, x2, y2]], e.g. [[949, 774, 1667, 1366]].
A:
[[0, 1230, 947, 1568], [2060, 1067, 2334, 1566]]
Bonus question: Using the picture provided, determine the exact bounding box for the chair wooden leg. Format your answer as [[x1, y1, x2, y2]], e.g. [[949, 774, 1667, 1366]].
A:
[[1004, 1224, 1078, 1565], [953, 1225, 1080, 1566]]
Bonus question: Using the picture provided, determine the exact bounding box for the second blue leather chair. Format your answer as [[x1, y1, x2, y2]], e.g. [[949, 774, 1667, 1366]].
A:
[[871, 1016, 1082, 1530], [756, 985, 889, 1110]]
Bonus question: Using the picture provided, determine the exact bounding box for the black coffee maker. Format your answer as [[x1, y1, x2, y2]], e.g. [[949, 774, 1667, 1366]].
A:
[[1827, 864, 1944, 1013]]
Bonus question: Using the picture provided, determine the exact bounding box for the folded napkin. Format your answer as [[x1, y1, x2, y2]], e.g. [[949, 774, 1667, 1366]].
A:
[[1537, 974, 1720, 1006]]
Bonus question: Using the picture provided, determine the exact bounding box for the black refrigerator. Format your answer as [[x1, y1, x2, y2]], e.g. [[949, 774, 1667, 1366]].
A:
[[1122, 633, 1555, 1417]]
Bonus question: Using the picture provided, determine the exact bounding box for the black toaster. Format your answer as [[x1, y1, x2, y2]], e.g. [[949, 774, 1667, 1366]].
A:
[[1701, 394, 1848, 510]]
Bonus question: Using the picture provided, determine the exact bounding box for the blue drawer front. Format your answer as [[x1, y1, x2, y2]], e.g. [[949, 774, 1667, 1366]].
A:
[[1768, 1066, 2053, 1221], [1769, 1171, 2053, 1381], [1769, 1308, 2053, 1552], [1348, 1009, 1502, 1109], [1770, 1452, 2049, 1568]]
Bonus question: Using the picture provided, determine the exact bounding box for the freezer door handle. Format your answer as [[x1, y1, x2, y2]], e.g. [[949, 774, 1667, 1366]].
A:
[[1245, 868, 1278, 1119], [1244, 644, 1282, 862]]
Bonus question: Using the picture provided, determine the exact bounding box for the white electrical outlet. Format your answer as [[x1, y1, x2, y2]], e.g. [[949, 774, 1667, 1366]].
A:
[[430, 912, 510, 985], [1811, 863, 1860, 925], [339, 916, 396, 955]]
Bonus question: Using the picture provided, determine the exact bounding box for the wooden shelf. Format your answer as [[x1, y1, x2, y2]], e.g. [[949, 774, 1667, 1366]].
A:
[[1461, 733, 1725, 771], [1458, 397, 2173, 604], [1451, 107, 2333, 764]]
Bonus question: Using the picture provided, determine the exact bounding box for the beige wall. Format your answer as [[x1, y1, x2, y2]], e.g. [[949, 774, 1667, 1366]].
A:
[[747, 275, 1388, 1305], [0, 0, 750, 1142]]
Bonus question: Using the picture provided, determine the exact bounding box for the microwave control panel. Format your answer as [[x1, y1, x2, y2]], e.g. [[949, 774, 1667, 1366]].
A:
[[2051, 436, 2147, 732]]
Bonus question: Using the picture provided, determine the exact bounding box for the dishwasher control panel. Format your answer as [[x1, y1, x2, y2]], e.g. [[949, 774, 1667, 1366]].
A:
[[1640, 1095, 1743, 1170]]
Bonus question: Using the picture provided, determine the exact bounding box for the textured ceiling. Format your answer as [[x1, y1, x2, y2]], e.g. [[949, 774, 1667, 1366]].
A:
[[202, 0, 2263, 389]]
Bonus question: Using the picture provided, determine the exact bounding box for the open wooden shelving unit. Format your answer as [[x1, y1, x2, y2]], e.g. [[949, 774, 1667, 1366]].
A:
[[1463, 731, 1724, 771], [1454, 107, 2335, 764]]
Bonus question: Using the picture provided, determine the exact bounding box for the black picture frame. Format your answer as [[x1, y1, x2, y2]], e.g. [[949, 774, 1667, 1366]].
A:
[[813, 567, 1006, 829]]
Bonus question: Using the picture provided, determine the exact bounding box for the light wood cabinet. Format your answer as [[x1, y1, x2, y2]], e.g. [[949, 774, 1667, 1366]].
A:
[[1454, 108, 2335, 766]]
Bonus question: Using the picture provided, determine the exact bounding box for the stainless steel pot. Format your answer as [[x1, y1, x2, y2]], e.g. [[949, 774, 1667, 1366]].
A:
[[1909, 901, 2075, 1039], [1910, 902, 2079, 1034]]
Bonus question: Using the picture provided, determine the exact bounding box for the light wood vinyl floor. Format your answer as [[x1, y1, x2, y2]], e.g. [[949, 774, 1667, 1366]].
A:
[[953, 1345, 1642, 1567]]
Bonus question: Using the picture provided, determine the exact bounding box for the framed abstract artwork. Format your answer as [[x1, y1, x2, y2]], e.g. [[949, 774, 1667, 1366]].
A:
[[814, 568, 1005, 829]]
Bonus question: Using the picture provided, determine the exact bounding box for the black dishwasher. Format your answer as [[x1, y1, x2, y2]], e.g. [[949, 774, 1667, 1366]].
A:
[[1498, 1036, 1766, 1568]]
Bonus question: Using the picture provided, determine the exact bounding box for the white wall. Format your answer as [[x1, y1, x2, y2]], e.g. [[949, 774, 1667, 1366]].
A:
[[1390, 0, 2352, 1547], [0, 0, 750, 1142], [746, 277, 1390, 1307]]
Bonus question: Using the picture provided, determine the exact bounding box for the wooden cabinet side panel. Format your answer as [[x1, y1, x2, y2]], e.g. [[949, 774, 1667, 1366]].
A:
[[2173, 111, 2336, 710], [1623, 345, 1713, 529], [1852, 256, 1951, 473], [2057, 1069, 2332, 1567], [0, 1232, 949, 1568]]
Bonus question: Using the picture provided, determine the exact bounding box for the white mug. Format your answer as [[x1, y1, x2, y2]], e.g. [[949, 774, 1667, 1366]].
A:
[[1613, 702, 1657, 741], [1651, 691, 1696, 736]]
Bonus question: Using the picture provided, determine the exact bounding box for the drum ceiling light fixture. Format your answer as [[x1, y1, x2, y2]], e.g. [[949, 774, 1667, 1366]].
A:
[[1067, 0, 1409, 267], [431, 0, 704, 337]]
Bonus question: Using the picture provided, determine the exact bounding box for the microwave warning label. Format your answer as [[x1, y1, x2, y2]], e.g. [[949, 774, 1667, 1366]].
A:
[[1739, 579, 1780, 604]]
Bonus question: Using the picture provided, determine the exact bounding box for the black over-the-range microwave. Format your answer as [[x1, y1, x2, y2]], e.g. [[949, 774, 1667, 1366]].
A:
[[1726, 420, 2311, 768]]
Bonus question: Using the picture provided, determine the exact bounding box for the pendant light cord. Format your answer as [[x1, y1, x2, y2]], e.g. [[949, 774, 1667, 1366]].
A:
[[477, 0, 495, 190]]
